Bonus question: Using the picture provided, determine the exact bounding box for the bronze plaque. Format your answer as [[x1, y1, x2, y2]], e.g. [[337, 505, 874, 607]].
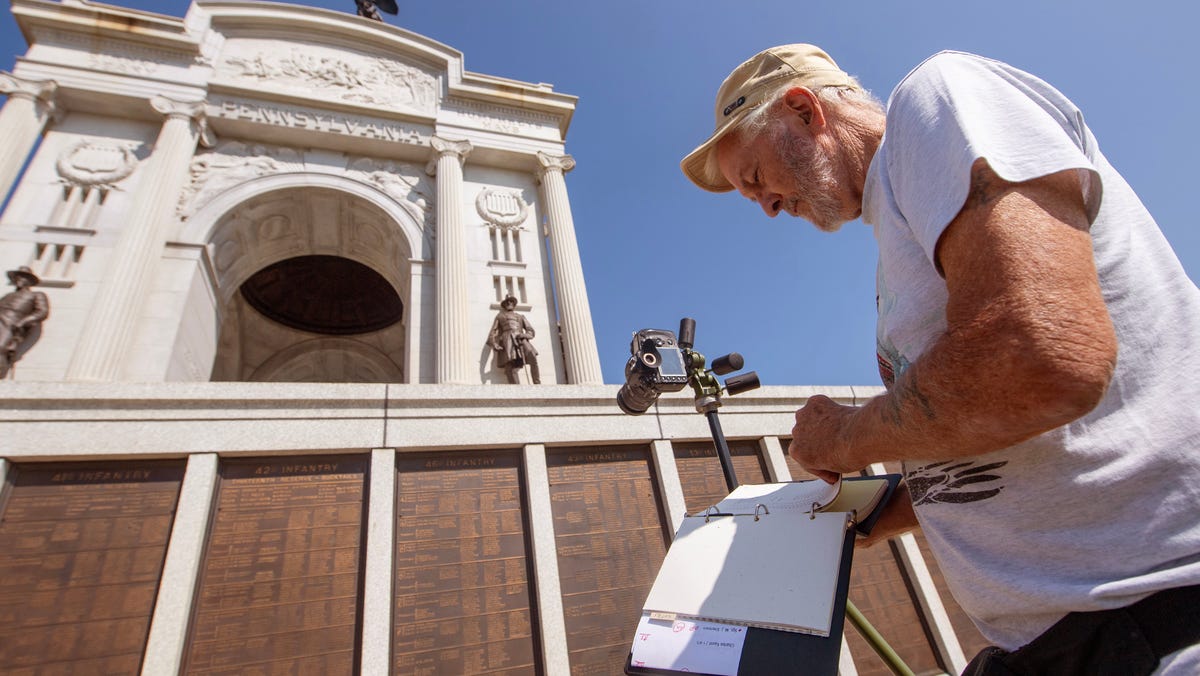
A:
[[844, 542, 942, 675], [547, 445, 669, 675], [673, 439, 769, 514], [183, 455, 367, 674], [393, 451, 540, 676], [0, 461, 185, 673]]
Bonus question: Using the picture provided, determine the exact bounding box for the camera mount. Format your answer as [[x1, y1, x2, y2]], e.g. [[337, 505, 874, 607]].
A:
[[617, 317, 762, 490]]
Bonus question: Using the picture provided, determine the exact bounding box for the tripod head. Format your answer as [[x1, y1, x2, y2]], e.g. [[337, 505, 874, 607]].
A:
[[616, 317, 760, 415]]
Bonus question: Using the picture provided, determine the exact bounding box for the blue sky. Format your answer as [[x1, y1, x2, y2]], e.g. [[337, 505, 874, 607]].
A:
[[3, 1, 1197, 387]]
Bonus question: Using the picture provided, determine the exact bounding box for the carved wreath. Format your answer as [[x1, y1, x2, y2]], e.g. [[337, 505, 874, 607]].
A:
[[56, 140, 138, 187], [475, 187, 529, 228]]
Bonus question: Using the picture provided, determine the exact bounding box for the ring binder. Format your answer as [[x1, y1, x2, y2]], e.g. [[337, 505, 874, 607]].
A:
[[627, 475, 902, 675], [753, 504, 768, 521]]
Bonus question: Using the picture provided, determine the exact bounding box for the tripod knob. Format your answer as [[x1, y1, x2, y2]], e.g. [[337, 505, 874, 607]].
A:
[[724, 371, 760, 396], [711, 352, 744, 376]]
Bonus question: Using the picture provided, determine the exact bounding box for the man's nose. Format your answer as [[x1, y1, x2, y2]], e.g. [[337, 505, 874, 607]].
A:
[[758, 193, 782, 217]]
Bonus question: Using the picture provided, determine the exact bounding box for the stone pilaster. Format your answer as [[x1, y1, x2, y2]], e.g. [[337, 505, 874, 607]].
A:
[[66, 95, 211, 381], [428, 136, 473, 384], [536, 151, 602, 384], [0, 72, 57, 206]]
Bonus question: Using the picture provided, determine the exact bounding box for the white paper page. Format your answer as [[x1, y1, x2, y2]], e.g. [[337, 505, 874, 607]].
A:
[[643, 511, 848, 635], [629, 613, 747, 675], [711, 480, 842, 516]]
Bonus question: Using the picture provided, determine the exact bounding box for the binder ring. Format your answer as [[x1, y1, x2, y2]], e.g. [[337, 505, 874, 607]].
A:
[[704, 506, 719, 523], [809, 502, 820, 520], [753, 503, 769, 521]]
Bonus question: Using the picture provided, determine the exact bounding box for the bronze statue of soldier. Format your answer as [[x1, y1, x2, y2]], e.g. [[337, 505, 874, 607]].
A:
[[0, 266, 50, 379], [488, 295, 540, 384]]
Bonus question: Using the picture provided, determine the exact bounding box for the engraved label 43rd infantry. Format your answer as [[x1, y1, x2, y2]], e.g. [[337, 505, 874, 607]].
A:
[[182, 456, 367, 674], [393, 451, 540, 676]]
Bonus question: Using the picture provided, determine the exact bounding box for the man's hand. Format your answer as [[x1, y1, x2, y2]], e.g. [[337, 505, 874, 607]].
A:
[[788, 394, 861, 483]]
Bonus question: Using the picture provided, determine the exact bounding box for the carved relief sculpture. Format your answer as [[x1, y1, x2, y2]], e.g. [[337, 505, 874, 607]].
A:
[[346, 157, 436, 234], [177, 141, 302, 217], [0, 267, 50, 378], [221, 46, 436, 113], [487, 295, 539, 384]]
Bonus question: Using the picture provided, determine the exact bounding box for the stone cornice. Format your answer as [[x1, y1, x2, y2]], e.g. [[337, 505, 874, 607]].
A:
[[12, 0, 202, 55]]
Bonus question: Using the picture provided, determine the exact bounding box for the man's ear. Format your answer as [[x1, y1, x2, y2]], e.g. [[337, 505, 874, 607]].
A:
[[780, 87, 825, 129]]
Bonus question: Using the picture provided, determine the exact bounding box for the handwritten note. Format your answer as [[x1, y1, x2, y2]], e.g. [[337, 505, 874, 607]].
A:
[[629, 612, 746, 675]]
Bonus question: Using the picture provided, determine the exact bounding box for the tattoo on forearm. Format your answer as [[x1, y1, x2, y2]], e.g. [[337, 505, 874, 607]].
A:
[[966, 163, 1007, 208], [883, 372, 937, 426]]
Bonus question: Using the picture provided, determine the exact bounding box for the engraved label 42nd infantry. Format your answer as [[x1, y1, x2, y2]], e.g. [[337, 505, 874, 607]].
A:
[[183, 456, 367, 674]]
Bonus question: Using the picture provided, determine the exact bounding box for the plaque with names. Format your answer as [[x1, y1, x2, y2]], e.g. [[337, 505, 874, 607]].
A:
[[183, 455, 367, 674], [393, 451, 540, 676], [0, 461, 185, 672], [673, 439, 770, 515], [547, 445, 669, 675]]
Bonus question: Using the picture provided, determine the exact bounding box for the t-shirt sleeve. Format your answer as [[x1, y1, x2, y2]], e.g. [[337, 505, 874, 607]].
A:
[[884, 52, 1103, 267]]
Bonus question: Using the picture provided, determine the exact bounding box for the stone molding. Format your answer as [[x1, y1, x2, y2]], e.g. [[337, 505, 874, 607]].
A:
[[443, 99, 559, 136]]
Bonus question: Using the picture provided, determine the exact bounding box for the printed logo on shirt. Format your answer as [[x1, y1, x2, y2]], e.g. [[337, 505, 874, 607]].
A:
[[877, 352, 895, 389], [906, 460, 1007, 505]]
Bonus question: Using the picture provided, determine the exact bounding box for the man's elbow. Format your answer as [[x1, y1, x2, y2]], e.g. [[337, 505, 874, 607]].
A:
[[1025, 332, 1117, 429]]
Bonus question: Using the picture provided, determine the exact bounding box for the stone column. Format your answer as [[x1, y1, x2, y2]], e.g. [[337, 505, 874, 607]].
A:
[[536, 151, 602, 384], [0, 72, 57, 206], [427, 136, 473, 384], [66, 95, 210, 381]]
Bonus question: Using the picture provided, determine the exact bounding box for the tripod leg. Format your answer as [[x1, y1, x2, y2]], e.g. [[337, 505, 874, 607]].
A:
[[846, 599, 916, 676], [704, 410, 739, 492]]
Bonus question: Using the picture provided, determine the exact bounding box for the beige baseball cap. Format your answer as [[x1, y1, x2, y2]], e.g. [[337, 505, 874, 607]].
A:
[[681, 44, 858, 193]]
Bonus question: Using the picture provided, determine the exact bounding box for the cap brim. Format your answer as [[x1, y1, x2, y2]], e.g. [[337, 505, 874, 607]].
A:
[[680, 121, 738, 193]]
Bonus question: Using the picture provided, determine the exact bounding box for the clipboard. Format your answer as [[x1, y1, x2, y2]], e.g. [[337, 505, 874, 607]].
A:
[[625, 474, 901, 676]]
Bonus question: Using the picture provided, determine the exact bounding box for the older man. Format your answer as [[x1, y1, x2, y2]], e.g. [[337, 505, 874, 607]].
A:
[[682, 45, 1200, 674]]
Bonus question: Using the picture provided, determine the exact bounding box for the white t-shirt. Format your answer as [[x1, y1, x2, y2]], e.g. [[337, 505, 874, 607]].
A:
[[861, 51, 1200, 661]]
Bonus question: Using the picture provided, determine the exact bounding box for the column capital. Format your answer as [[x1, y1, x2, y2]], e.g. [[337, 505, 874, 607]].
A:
[[0, 72, 58, 117], [426, 136, 473, 175], [150, 94, 215, 147], [536, 151, 576, 177]]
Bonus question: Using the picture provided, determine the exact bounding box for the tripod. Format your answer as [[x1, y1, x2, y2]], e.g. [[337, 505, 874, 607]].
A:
[[679, 319, 914, 676]]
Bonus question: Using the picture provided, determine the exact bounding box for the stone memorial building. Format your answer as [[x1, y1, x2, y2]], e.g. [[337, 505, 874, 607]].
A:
[[0, 1, 989, 673]]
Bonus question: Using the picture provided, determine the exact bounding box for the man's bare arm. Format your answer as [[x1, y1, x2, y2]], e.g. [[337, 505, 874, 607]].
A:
[[791, 160, 1117, 476]]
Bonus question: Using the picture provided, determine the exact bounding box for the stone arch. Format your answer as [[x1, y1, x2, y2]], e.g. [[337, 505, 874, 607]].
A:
[[179, 180, 422, 383], [249, 337, 403, 383], [182, 171, 432, 264]]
